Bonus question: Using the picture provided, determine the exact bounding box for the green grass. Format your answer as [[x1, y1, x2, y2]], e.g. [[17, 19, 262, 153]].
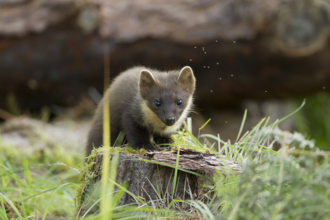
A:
[[0, 140, 83, 219], [1, 100, 330, 219]]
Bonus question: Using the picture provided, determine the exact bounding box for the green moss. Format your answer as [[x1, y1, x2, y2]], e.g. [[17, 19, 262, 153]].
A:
[[74, 128, 203, 215], [172, 129, 190, 147], [74, 145, 148, 213], [75, 147, 99, 210]]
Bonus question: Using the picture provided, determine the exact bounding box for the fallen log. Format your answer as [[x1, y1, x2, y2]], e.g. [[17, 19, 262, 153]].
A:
[[76, 149, 241, 216], [1, 0, 330, 111]]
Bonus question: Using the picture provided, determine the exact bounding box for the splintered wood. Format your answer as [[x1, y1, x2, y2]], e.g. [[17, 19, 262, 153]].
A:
[[77, 149, 241, 215], [147, 149, 242, 175]]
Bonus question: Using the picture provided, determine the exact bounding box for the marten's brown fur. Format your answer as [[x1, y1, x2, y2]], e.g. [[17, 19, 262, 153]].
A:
[[86, 66, 196, 155]]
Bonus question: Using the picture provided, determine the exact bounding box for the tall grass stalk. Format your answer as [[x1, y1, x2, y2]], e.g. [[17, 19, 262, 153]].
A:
[[100, 40, 118, 219], [172, 147, 181, 196], [198, 118, 211, 140], [235, 109, 247, 143]]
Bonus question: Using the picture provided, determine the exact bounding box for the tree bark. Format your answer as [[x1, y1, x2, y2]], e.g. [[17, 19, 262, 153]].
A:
[[77, 150, 241, 216]]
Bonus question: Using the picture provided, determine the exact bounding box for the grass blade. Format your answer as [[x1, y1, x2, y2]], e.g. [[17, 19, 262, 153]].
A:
[[235, 109, 247, 143], [172, 147, 180, 196], [108, 179, 146, 205], [23, 159, 32, 187], [184, 124, 206, 150], [240, 117, 266, 143], [19, 187, 26, 219], [268, 99, 306, 127], [100, 39, 113, 220], [0, 193, 23, 219], [198, 118, 211, 140], [24, 181, 77, 202], [199, 118, 211, 131], [42, 182, 73, 220], [0, 196, 9, 220], [199, 134, 227, 145]]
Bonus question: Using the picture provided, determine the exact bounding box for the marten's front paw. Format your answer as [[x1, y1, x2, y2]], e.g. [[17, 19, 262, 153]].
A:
[[139, 144, 156, 152]]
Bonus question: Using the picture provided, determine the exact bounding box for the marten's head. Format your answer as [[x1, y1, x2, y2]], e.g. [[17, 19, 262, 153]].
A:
[[139, 66, 196, 131]]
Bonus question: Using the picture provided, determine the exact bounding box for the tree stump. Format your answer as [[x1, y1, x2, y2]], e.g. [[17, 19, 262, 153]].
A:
[[76, 149, 241, 216]]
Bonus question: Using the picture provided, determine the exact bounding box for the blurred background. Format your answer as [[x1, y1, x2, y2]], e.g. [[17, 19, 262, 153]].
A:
[[1, 0, 330, 156]]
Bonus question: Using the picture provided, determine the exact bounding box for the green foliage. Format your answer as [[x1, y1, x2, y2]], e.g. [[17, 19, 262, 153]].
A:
[[0, 137, 83, 218], [291, 92, 330, 151], [212, 154, 330, 219], [1, 101, 330, 219]]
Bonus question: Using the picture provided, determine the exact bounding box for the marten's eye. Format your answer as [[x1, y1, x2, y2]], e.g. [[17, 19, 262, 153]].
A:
[[177, 100, 183, 106], [155, 101, 161, 107]]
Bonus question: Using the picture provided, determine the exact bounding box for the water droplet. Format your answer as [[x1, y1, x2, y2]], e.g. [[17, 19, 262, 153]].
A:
[[225, 121, 227, 123], [202, 47, 204, 50], [194, 46, 196, 48], [189, 59, 192, 61], [233, 41, 235, 43], [215, 40, 217, 42], [217, 63, 219, 65], [219, 78, 222, 80], [265, 91, 267, 92], [210, 90, 213, 92], [204, 52, 207, 54], [323, 86, 326, 89], [208, 66, 210, 68], [204, 66, 206, 68], [231, 74, 233, 77]]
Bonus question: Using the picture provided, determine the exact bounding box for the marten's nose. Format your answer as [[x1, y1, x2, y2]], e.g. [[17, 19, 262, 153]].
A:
[[165, 117, 175, 126]]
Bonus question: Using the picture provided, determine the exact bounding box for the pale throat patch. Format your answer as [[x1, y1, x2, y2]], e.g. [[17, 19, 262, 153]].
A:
[[140, 97, 193, 135]]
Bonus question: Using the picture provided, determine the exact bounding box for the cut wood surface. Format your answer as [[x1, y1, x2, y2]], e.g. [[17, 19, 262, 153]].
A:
[[77, 150, 241, 215], [147, 150, 242, 175]]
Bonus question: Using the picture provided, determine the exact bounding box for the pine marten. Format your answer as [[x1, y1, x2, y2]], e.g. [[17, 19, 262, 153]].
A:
[[85, 66, 196, 155]]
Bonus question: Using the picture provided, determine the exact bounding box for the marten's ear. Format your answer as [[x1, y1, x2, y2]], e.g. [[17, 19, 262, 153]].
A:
[[139, 70, 156, 96], [177, 66, 196, 91]]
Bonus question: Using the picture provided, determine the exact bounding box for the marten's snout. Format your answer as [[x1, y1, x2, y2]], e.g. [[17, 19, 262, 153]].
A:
[[165, 117, 175, 126]]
